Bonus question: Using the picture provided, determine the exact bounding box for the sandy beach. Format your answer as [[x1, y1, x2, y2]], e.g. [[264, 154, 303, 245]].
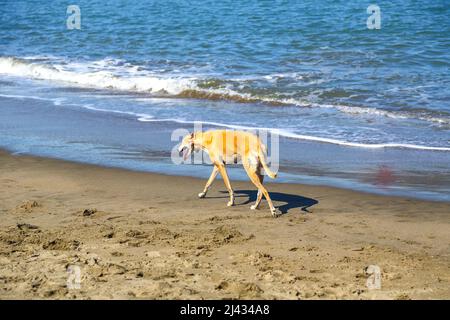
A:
[[0, 149, 449, 299]]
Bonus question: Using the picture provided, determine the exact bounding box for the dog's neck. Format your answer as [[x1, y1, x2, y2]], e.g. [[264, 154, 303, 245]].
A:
[[192, 132, 206, 150]]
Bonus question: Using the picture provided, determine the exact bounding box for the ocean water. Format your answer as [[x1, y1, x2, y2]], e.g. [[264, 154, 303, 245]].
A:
[[0, 0, 449, 200]]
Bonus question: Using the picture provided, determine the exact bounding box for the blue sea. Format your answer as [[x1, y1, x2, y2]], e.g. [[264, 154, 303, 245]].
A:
[[0, 0, 449, 200]]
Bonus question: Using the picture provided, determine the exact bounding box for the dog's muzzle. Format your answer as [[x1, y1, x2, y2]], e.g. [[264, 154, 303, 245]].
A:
[[179, 144, 194, 160], [178, 146, 187, 157]]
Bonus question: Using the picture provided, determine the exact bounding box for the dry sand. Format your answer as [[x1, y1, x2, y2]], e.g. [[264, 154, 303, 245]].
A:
[[0, 150, 449, 299]]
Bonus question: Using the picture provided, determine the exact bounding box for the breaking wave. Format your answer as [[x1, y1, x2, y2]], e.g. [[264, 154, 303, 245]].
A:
[[1, 56, 449, 127], [137, 117, 450, 151]]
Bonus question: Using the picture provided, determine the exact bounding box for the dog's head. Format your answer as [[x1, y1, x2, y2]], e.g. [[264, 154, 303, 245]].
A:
[[178, 132, 196, 160]]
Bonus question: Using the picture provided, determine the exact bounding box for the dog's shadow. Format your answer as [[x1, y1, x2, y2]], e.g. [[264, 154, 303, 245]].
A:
[[215, 190, 318, 215]]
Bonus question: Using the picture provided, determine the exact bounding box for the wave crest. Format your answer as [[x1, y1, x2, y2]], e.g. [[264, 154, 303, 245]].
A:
[[0, 56, 449, 126], [0, 56, 195, 95], [137, 118, 450, 151]]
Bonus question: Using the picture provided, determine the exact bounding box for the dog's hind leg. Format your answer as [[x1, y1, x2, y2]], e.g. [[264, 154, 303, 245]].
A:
[[243, 160, 280, 217], [216, 164, 234, 206], [250, 170, 264, 210], [198, 165, 219, 198]]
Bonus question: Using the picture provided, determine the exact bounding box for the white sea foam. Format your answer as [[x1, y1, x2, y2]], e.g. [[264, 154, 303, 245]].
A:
[[0, 57, 196, 95], [77, 104, 153, 120], [137, 117, 450, 151], [0, 56, 449, 127], [0, 93, 66, 106], [0, 93, 52, 101]]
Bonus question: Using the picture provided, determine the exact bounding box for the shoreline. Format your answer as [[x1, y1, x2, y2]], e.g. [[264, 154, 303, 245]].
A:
[[3, 147, 441, 205], [0, 149, 449, 299], [1, 87, 449, 203], [2, 144, 449, 204]]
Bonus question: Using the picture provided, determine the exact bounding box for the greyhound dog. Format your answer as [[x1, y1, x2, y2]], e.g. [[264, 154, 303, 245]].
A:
[[178, 130, 281, 217]]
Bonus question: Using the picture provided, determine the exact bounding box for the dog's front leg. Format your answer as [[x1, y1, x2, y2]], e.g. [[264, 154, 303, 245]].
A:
[[217, 164, 234, 206], [199, 165, 219, 198]]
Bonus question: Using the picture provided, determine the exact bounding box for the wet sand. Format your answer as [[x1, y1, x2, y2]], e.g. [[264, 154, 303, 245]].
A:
[[0, 150, 449, 299]]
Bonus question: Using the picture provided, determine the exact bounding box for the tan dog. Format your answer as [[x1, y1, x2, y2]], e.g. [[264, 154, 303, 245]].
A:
[[178, 130, 281, 217]]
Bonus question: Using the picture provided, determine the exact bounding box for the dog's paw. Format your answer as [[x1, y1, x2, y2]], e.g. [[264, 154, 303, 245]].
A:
[[271, 208, 282, 218], [198, 192, 206, 198], [227, 200, 235, 207], [250, 204, 259, 210]]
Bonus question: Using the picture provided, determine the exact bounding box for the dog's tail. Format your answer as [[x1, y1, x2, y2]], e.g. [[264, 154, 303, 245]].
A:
[[258, 145, 277, 179]]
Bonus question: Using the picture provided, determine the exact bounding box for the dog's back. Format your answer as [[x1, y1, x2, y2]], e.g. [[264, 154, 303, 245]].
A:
[[204, 130, 262, 158]]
